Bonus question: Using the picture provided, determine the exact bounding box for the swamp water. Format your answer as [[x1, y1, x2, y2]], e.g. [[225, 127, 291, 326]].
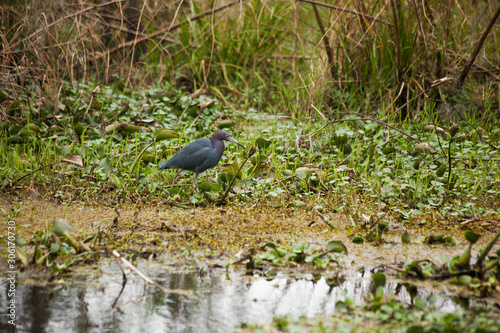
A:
[[1, 200, 493, 332], [2, 260, 463, 333]]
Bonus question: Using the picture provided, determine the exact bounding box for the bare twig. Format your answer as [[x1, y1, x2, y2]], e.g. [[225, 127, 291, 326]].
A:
[[447, 49, 500, 81], [112, 250, 191, 296], [11, 161, 65, 187], [298, 109, 422, 144], [111, 258, 128, 308], [314, 210, 335, 229], [410, 0, 427, 47]]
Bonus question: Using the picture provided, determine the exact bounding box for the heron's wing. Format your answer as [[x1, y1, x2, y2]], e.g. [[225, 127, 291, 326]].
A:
[[160, 139, 215, 172]]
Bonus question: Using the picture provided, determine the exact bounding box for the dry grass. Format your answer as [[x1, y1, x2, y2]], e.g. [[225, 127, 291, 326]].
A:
[[0, 0, 498, 117]]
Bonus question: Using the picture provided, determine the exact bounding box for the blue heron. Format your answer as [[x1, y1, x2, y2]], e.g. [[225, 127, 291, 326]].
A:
[[159, 130, 245, 188]]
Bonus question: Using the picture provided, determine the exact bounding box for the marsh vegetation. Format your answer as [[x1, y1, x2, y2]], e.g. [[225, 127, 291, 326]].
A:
[[1, 0, 499, 332]]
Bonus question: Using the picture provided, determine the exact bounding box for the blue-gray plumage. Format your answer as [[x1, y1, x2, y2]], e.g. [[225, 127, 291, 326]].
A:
[[159, 130, 245, 187]]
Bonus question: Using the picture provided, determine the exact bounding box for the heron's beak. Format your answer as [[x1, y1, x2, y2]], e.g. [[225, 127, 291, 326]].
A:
[[228, 137, 245, 149]]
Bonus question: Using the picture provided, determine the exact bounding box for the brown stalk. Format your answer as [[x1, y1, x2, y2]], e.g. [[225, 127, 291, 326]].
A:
[[448, 49, 500, 81], [389, 0, 403, 84], [298, 0, 392, 26], [458, 5, 500, 86], [409, 0, 427, 47], [312, 4, 336, 80], [353, 0, 369, 34]]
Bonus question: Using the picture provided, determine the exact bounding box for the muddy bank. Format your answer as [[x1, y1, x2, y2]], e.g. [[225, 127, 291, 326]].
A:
[[1, 197, 495, 277]]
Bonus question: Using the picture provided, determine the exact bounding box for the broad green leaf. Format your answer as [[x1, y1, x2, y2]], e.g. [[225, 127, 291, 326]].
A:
[[378, 222, 388, 233], [52, 219, 74, 237], [351, 236, 364, 244], [50, 242, 61, 254], [217, 119, 234, 129], [210, 183, 222, 192], [141, 153, 156, 163], [372, 272, 386, 289], [263, 241, 276, 249], [448, 255, 460, 273], [255, 137, 272, 149], [154, 128, 179, 141], [464, 231, 481, 244], [197, 182, 212, 192], [99, 157, 111, 173], [401, 231, 411, 244], [326, 241, 347, 254], [458, 275, 472, 286], [414, 297, 427, 310], [436, 164, 447, 177], [73, 122, 87, 136]]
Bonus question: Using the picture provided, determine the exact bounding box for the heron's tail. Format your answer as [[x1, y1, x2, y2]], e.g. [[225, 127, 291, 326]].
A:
[[159, 162, 171, 170]]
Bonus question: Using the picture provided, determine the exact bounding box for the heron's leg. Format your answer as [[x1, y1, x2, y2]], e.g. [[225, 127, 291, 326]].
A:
[[192, 173, 199, 214], [193, 173, 199, 191]]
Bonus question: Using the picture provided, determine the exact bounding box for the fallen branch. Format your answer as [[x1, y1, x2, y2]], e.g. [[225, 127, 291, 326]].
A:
[[112, 250, 191, 296], [10, 153, 83, 187], [314, 210, 335, 229]]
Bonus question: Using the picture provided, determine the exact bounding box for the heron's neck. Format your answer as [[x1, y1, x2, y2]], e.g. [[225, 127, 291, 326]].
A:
[[211, 137, 225, 153]]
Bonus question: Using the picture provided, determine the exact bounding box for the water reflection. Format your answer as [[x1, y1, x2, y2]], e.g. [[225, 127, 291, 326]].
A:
[[2, 261, 461, 333]]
